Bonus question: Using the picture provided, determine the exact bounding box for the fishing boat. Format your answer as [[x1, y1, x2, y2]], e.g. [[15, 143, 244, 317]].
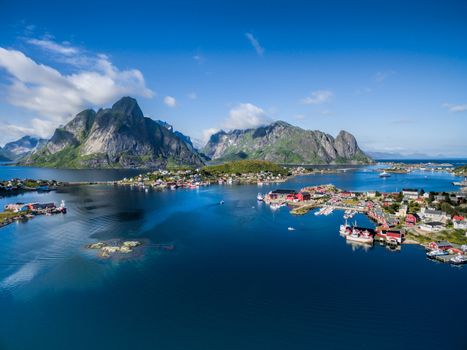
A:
[[339, 220, 351, 235], [379, 170, 391, 178], [345, 226, 374, 244]]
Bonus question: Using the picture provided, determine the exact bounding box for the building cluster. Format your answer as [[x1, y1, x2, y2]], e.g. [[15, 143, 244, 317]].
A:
[[119, 169, 210, 190], [1, 200, 67, 228], [262, 185, 467, 247], [0, 178, 58, 195], [118, 168, 291, 190]]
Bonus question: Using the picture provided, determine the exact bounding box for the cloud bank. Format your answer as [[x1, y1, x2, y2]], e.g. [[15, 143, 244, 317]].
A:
[[202, 102, 271, 142], [0, 39, 154, 140]]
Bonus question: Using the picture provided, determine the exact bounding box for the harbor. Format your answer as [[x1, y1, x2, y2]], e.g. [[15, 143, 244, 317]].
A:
[[258, 182, 467, 263], [0, 200, 67, 228]]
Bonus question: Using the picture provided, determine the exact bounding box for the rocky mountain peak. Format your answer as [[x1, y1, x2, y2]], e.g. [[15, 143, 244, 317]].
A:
[[202, 122, 371, 164], [111, 96, 144, 119], [24, 97, 205, 169]]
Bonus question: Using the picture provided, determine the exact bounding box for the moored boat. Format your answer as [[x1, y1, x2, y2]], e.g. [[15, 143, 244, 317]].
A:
[[345, 226, 374, 244], [426, 249, 448, 258]]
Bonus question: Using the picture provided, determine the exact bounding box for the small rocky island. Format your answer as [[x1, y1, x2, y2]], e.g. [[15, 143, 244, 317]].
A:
[[87, 240, 142, 258]]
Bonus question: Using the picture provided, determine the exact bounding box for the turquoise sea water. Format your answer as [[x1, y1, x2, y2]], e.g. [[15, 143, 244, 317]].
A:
[[0, 164, 466, 350]]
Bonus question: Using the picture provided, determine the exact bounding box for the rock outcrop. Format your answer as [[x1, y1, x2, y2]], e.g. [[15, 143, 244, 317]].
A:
[[202, 121, 372, 164], [24, 97, 205, 169]]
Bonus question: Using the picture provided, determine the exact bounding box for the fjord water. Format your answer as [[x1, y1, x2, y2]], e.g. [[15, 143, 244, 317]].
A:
[[0, 165, 466, 350]]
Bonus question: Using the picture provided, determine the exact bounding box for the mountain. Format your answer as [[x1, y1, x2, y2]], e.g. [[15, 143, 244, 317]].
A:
[[202, 121, 372, 164], [0, 147, 11, 162], [24, 97, 205, 169], [366, 151, 448, 160], [155, 120, 196, 151], [2, 136, 47, 161]]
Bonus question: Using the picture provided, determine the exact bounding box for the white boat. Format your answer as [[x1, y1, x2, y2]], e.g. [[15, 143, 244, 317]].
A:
[[270, 203, 281, 210], [339, 220, 350, 235], [379, 171, 391, 178], [426, 249, 448, 258], [345, 227, 373, 244], [288, 227, 296, 231], [346, 232, 373, 244], [257, 193, 264, 201]]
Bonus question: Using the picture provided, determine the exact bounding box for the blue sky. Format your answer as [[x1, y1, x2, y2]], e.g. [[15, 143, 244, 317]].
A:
[[0, 0, 466, 156]]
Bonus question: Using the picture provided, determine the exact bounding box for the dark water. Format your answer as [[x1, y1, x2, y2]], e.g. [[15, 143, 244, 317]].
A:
[[0, 165, 466, 350], [0, 164, 141, 182]]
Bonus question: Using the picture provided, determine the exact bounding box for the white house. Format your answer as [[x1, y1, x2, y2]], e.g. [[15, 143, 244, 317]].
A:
[[420, 208, 448, 222], [419, 221, 445, 232], [453, 220, 467, 230], [402, 189, 419, 200]]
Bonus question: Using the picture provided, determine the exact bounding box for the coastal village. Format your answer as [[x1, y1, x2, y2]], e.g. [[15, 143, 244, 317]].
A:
[[1, 160, 466, 263], [0, 178, 67, 228], [259, 184, 467, 264], [116, 162, 313, 190], [0, 178, 61, 195]]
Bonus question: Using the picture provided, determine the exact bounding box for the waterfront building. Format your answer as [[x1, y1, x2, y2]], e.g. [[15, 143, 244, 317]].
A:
[[419, 221, 445, 232]]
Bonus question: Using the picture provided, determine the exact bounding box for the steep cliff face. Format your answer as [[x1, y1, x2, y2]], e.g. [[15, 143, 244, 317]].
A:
[[202, 121, 372, 164], [25, 97, 205, 169]]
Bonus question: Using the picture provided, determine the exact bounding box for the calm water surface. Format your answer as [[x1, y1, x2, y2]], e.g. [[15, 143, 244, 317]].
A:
[[0, 165, 466, 350]]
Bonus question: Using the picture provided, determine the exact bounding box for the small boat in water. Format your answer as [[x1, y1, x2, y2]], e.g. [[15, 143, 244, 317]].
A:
[[379, 171, 391, 178], [257, 193, 264, 201], [288, 227, 296, 231], [270, 203, 281, 210]]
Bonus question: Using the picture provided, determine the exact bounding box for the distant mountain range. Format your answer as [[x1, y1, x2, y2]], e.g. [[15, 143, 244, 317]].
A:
[[202, 121, 372, 164], [3, 96, 373, 169], [0, 136, 47, 161], [366, 151, 454, 160], [22, 97, 204, 169]]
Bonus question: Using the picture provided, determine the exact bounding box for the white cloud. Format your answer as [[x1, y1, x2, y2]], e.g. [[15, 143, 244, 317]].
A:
[[374, 70, 395, 82], [224, 103, 271, 129], [27, 38, 78, 56], [245, 33, 264, 56], [301, 90, 333, 105], [202, 128, 220, 143], [201, 102, 272, 143], [443, 103, 467, 113], [164, 96, 177, 107], [0, 42, 154, 140]]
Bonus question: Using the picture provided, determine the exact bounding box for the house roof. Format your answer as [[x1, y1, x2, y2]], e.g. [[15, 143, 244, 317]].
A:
[[271, 189, 297, 194]]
